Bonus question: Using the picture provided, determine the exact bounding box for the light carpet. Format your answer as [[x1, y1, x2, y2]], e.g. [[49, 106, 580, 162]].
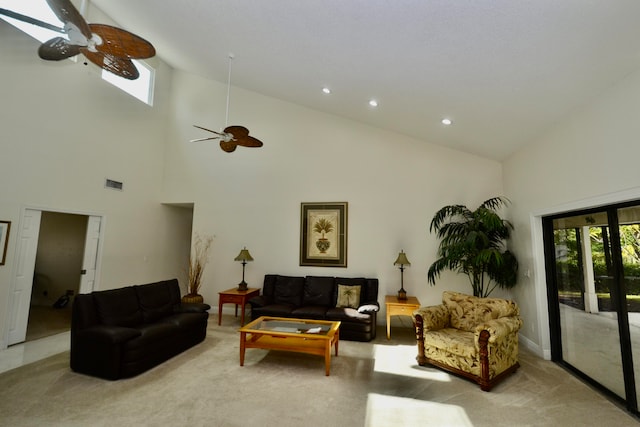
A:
[[0, 315, 637, 427]]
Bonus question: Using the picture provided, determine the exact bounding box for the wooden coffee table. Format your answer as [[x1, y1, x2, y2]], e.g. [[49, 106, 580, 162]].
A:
[[238, 316, 341, 376]]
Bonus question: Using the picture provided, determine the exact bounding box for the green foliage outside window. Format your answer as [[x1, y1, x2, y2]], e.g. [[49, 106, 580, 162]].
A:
[[555, 225, 640, 296]]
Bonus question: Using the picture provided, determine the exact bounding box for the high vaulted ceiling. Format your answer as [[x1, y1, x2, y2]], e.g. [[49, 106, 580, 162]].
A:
[[91, 0, 640, 160]]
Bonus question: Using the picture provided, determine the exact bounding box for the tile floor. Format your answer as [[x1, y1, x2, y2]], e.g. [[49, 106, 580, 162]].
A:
[[0, 332, 69, 375]]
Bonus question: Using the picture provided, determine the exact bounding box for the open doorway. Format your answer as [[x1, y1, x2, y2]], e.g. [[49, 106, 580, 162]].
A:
[[6, 208, 103, 347], [26, 212, 88, 342]]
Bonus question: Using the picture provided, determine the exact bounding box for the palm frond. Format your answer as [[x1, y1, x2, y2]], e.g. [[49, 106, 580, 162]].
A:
[[430, 204, 470, 233], [480, 196, 510, 211]]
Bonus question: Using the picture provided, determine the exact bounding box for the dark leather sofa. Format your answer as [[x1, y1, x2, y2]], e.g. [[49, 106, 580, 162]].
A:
[[70, 279, 210, 380], [248, 274, 379, 341]]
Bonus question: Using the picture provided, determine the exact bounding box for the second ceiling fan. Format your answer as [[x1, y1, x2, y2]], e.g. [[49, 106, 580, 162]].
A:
[[191, 54, 264, 153]]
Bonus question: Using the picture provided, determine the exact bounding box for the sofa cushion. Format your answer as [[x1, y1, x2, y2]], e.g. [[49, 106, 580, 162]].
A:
[[273, 275, 305, 306], [336, 284, 361, 308], [334, 278, 365, 306], [93, 287, 143, 327], [442, 291, 519, 332], [262, 274, 280, 299], [326, 307, 371, 323], [122, 323, 181, 363], [253, 304, 296, 317], [135, 281, 175, 323], [291, 306, 329, 319], [423, 327, 477, 358], [159, 312, 209, 329], [303, 276, 335, 306]]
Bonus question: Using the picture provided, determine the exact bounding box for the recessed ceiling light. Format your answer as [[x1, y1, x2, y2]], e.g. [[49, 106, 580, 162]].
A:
[[322, 87, 331, 94], [369, 99, 378, 107], [442, 118, 452, 125]]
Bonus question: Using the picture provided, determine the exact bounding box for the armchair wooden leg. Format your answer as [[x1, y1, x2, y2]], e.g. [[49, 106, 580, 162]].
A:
[[479, 329, 490, 390], [414, 314, 428, 365]]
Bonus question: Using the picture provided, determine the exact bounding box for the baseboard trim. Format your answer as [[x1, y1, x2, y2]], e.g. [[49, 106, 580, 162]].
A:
[[519, 333, 551, 360]]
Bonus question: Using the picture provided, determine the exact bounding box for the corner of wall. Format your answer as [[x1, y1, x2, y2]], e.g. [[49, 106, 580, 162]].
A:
[[519, 333, 551, 360]]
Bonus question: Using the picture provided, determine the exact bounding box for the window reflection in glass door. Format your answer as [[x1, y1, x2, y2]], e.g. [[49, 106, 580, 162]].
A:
[[616, 206, 640, 405], [551, 212, 625, 398]]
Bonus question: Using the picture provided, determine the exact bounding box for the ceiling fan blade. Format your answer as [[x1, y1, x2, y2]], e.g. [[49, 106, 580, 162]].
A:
[[0, 8, 65, 33], [193, 125, 225, 136], [38, 37, 81, 60], [224, 125, 249, 137], [236, 135, 264, 148], [220, 141, 238, 153], [225, 126, 264, 148], [89, 24, 155, 59], [80, 49, 139, 79], [45, 0, 92, 40], [190, 136, 220, 143]]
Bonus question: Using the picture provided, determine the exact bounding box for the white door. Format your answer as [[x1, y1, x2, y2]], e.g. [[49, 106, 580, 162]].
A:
[[79, 216, 101, 294], [7, 209, 41, 345]]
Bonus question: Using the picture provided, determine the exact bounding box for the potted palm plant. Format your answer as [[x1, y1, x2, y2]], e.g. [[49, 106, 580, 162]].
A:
[[427, 196, 518, 297], [183, 234, 213, 303]]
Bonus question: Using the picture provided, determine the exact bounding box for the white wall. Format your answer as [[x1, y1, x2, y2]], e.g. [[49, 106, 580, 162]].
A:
[[163, 70, 505, 312], [503, 67, 640, 358], [0, 20, 187, 345]]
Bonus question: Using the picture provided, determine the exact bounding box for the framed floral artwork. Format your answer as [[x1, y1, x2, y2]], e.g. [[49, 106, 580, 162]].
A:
[[300, 202, 347, 267]]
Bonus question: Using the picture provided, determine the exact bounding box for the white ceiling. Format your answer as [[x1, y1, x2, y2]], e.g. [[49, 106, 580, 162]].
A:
[[91, 0, 640, 160]]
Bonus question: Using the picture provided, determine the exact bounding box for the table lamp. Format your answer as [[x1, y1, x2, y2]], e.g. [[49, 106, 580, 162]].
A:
[[234, 247, 254, 291], [394, 250, 410, 300]]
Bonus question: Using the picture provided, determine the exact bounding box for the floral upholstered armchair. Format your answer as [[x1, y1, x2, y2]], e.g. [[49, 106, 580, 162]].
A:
[[412, 291, 522, 391]]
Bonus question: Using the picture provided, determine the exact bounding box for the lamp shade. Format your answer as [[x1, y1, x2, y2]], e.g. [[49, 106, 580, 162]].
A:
[[234, 247, 254, 262], [394, 250, 410, 266]]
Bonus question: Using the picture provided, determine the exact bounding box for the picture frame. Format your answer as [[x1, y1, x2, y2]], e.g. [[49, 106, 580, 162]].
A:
[[0, 221, 11, 266], [300, 202, 348, 267]]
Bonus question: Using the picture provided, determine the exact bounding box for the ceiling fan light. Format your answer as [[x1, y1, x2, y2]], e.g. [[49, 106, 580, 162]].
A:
[[369, 99, 378, 107], [442, 118, 452, 125], [322, 87, 331, 94]]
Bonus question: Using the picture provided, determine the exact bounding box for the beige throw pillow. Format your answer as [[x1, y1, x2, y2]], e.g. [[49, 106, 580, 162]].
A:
[[336, 284, 361, 309]]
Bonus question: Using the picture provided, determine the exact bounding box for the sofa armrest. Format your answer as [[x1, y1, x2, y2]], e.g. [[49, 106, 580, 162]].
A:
[[412, 304, 450, 331], [357, 302, 380, 313], [248, 295, 272, 308], [175, 302, 211, 313], [76, 325, 141, 345], [474, 316, 523, 344]]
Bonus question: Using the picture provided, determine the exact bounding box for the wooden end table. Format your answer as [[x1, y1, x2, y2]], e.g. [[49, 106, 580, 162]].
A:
[[218, 287, 260, 326], [385, 295, 421, 339]]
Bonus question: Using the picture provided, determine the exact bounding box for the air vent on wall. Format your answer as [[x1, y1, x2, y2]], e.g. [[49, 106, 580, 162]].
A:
[[105, 178, 123, 191]]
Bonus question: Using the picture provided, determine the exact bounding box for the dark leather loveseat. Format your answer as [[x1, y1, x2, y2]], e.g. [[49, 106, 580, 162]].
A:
[[71, 279, 210, 380], [248, 274, 379, 341]]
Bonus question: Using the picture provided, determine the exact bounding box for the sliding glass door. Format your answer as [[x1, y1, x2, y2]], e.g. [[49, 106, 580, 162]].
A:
[[616, 206, 640, 407], [544, 203, 640, 414]]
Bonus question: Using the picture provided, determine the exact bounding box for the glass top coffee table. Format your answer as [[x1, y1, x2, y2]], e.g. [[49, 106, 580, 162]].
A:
[[238, 316, 341, 376]]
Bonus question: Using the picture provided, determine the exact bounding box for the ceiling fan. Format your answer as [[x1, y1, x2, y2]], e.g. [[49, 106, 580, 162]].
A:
[[190, 54, 264, 153], [0, 0, 155, 80]]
